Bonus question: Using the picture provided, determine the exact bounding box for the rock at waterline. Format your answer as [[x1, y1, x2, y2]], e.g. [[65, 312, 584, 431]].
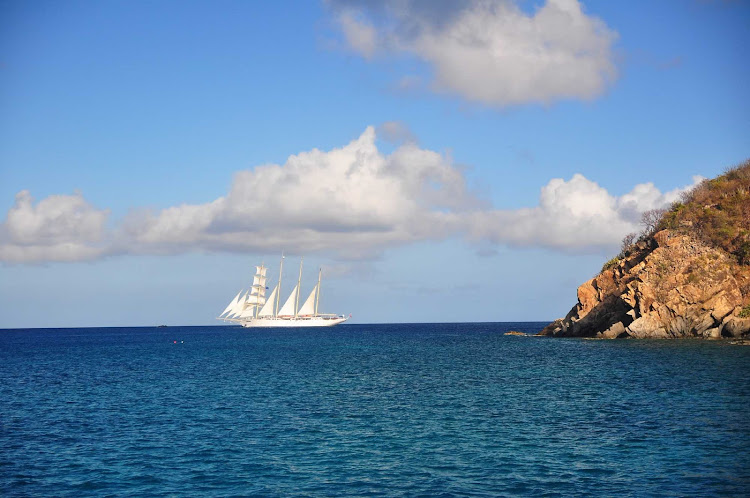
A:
[[538, 230, 750, 339]]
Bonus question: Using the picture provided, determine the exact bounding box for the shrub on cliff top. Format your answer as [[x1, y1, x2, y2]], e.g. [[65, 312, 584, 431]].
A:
[[601, 256, 620, 273], [657, 159, 750, 265]]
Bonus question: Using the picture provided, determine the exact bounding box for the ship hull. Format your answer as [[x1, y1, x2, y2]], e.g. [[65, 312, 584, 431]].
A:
[[239, 316, 348, 328]]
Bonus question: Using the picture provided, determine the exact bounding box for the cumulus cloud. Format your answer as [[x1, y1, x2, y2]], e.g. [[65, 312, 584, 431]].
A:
[[377, 121, 417, 145], [125, 126, 477, 259], [329, 0, 618, 106], [0, 190, 110, 263], [616, 177, 704, 225], [338, 11, 378, 58], [467, 174, 701, 250], [1, 127, 698, 264]]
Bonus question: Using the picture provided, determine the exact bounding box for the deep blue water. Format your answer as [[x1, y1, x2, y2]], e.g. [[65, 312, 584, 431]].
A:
[[1, 323, 749, 496]]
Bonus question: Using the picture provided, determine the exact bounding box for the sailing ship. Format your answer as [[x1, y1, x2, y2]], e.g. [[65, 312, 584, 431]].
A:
[[217, 256, 349, 327]]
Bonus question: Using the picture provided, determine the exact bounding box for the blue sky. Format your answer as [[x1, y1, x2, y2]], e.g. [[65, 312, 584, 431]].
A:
[[1, 0, 748, 327]]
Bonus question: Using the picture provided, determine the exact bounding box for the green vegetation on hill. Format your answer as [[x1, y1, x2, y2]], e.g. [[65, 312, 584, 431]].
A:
[[600, 160, 750, 275], [659, 160, 750, 265]]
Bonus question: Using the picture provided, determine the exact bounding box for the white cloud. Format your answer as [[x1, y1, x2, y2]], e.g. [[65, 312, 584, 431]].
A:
[[0, 190, 110, 263], [330, 0, 618, 106], [338, 11, 378, 59], [467, 174, 701, 250], [616, 175, 704, 224], [124, 126, 474, 259], [377, 120, 417, 144], [1, 127, 698, 263]]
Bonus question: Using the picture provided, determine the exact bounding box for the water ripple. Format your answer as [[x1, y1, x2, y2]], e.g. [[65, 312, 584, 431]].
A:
[[1, 323, 749, 496]]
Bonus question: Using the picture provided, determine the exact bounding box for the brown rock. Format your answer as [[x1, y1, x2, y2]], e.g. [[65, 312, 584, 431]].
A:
[[705, 291, 740, 322], [598, 321, 627, 339], [653, 230, 671, 247], [541, 229, 750, 339], [705, 326, 722, 339], [722, 316, 750, 338], [537, 319, 564, 336], [627, 316, 668, 338], [577, 279, 600, 315]]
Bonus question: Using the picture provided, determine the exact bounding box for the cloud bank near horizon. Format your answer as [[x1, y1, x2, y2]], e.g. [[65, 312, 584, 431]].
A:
[[0, 126, 700, 264], [329, 0, 618, 106]]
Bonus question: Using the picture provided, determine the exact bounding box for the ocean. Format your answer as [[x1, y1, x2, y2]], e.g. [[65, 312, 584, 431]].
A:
[[1, 323, 748, 496]]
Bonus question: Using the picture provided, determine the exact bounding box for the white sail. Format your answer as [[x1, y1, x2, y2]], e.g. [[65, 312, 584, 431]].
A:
[[252, 275, 267, 288], [257, 285, 278, 317], [224, 292, 242, 318], [278, 284, 298, 316], [238, 304, 256, 318], [255, 265, 267, 277], [246, 294, 266, 305], [298, 285, 317, 316], [228, 290, 248, 318], [220, 289, 243, 317]]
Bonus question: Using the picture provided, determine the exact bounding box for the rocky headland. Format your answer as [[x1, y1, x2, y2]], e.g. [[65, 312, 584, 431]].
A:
[[540, 160, 750, 339]]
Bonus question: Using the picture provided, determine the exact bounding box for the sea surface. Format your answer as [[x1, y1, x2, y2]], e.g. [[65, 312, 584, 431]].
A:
[[1, 323, 749, 496]]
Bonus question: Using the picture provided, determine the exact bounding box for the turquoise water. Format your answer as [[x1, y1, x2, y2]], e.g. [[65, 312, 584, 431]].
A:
[[1, 323, 749, 496]]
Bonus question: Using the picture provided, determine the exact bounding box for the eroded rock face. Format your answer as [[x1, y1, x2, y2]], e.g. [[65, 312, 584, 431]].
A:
[[539, 230, 750, 338]]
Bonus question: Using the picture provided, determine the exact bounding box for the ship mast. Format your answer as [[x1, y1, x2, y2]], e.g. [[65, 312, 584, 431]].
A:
[[275, 253, 284, 317], [252, 263, 265, 319], [315, 267, 321, 316], [294, 257, 303, 318]]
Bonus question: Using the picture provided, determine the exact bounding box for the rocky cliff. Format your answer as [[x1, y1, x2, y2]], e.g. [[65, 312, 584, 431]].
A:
[[540, 161, 750, 339]]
